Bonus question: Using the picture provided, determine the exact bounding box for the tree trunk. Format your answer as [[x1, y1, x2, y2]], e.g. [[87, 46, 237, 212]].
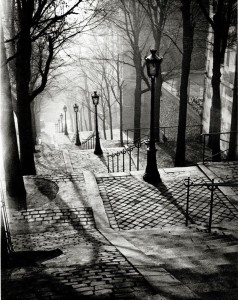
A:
[[209, 13, 223, 161], [1, 28, 26, 209], [175, 0, 194, 167], [80, 107, 83, 131], [228, 61, 237, 160], [102, 117, 107, 139], [84, 77, 92, 131], [119, 91, 124, 146], [152, 4, 165, 142], [133, 53, 142, 142], [31, 101, 37, 148], [15, 3, 36, 175]]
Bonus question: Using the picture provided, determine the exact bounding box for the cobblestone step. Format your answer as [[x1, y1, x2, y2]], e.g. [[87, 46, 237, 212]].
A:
[[118, 226, 238, 300], [9, 207, 96, 234], [4, 229, 157, 300]]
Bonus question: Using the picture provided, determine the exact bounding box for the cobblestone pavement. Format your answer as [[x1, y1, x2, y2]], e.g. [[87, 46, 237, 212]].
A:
[[68, 150, 109, 174], [97, 174, 238, 230], [3, 132, 238, 300], [2, 230, 155, 299], [3, 165, 157, 299], [35, 143, 67, 175], [23, 173, 88, 210]]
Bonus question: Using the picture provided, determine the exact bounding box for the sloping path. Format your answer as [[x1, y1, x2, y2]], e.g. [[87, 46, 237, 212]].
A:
[[3, 132, 238, 300]]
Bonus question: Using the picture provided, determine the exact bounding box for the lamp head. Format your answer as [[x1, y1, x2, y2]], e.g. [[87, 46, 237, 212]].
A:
[[73, 103, 79, 112], [145, 49, 163, 78], [63, 105, 67, 112], [92, 91, 99, 106]]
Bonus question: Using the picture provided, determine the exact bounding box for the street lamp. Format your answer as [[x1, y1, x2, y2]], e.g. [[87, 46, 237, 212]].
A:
[[73, 104, 81, 146], [55, 122, 58, 133], [60, 113, 63, 133], [58, 119, 61, 133], [63, 105, 68, 135], [143, 49, 163, 184], [92, 91, 103, 155]]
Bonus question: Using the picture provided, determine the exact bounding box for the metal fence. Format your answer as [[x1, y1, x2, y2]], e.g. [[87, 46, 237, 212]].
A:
[[201, 131, 238, 163], [125, 125, 203, 145], [1, 183, 14, 255], [184, 177, 238, 232]]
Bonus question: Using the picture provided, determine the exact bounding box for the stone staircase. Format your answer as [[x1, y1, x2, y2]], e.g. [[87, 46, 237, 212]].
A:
[[119, 224, 238, 300]]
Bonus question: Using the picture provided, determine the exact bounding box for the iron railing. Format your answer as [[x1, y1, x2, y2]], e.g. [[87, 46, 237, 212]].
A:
[[107, 140, 148, 173], [1, 182, 14, 254], [81, 132, 95, 150], [125, 125, 203, 145], [184, 177, 238, 232], [201, 131, 238, 163]]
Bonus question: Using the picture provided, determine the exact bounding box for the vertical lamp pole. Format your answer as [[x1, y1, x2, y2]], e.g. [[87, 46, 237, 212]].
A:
[[55, 123, 58, 133], [143, 49, 163, 184], [63, 105, 68, 135], [60, 113, 63, 133], [73, 104, 81, 146], [58, 119, 61, 133], [92, 91, 103, 155]]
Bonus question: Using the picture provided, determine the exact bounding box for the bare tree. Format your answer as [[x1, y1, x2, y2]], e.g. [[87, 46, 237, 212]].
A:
[[196, 0, 237, 161], [175, 0, 195, 166], [1, 27, 26, 210], [4, 0, 108, 174]]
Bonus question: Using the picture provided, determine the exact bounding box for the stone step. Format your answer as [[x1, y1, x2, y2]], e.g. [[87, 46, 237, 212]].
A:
[[9, 207, 96, 234]]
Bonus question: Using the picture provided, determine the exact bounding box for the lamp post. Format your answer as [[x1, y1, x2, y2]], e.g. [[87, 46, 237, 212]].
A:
[[143, 49, 163, 184], [58, 119, 61, 133], [63, 105, 68, 135], [73, 104, 81, 146], [92, 91, 103, 155], [60, 113, 63, 133], [55, 122, 58, 133]]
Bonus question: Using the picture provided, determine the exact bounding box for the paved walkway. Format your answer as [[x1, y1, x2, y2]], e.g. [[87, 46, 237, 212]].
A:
[[2, 132, 238, 300]]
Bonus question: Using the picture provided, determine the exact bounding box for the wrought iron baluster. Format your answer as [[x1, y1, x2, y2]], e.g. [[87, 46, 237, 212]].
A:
[[112, 154, 115, 172], [122, 149, 125, 172], [1, 201, 14, 253], [208, 179, 215, 233], [129, 148, 132, 171], [107, 155, 110, 173], [117, 153, 119, 172], [185, 177, 190, 227], [202, 134, 206, 163]]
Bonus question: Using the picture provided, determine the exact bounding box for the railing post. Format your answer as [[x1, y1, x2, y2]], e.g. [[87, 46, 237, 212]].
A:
[[107, 155, 110, 173], [129, 149, 132, 171], [122, 150, 125, 172], [137, 144, 140, 170], [1, 201, 14, 253], [202, 135, 206, 163], [208, 179, 215, 233], [112, 155, 114, 172], [126, 130, 128, 145], [185, 177, 190, 227], [117, 153, 119, 172]]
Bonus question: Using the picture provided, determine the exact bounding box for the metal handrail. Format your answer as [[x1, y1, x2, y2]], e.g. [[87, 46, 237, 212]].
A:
[[201, 131, 238, 163], [1, 181, 14, 254], [107, 139, 149, 173], [184, 177, 238, 232], [81, 132, 95, 150], [125, 124, 203, 145]]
